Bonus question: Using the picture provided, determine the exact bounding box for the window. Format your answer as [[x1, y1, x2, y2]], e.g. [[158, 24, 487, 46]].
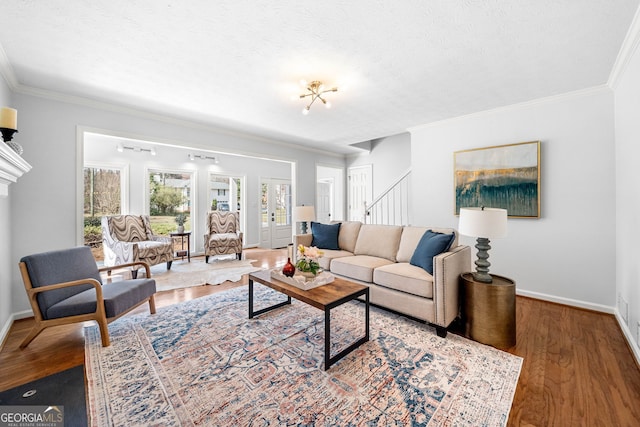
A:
[[83, 165, 124, 261], [148, 170, 193, 235], [209, 174, 242, 212]]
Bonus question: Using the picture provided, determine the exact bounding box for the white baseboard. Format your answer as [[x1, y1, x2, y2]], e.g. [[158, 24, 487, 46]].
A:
[[614, 309, 640, 367], [517, 289, 640, 366], [0, 309, 33, 349], [516, 289, 615, 314]]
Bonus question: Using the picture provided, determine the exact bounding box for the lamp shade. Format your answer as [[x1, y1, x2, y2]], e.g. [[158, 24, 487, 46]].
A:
[[458, 207, 507, 239], [294, 205, 315, 223]]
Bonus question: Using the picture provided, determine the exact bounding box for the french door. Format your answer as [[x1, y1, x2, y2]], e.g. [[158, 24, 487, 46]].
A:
[[260, 178, 292, 248]]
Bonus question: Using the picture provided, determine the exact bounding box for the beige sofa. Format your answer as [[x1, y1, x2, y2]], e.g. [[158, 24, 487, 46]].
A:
[[295, 221, 471, 337]]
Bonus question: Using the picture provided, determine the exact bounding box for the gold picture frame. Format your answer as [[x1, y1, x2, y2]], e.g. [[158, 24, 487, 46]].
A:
[[454, 141, 541, 218]]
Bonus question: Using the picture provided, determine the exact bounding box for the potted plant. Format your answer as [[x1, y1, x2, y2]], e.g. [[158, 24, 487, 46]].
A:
[[175, 213, 187, 233], [295, 245, 324, 279]]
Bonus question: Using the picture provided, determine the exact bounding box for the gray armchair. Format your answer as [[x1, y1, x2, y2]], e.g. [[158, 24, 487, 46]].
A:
[[19, 246, 157, 348]]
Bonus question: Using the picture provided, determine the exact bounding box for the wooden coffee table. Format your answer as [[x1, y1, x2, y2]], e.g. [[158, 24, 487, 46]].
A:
[[248, 269, 369, 370]]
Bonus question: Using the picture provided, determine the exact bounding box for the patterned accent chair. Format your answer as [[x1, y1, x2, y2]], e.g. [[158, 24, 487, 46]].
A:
[[204, 211, 243, 262], [102, 215, 173, 278], [19, 246, 156, 348]]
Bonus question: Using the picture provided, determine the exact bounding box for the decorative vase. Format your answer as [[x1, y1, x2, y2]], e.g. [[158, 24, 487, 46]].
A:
[[300, 271, 316, 280], [299, 268, 322, 281], [177, 225, 184, 233], [282, 258, 296, 277]]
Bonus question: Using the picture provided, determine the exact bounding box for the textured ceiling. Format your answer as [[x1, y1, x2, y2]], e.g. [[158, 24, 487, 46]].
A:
[[0, 1, 638, 154]]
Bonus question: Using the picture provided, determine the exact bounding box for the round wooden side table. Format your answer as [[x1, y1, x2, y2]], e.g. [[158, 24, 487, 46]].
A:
[[461, 272, 516, 349]]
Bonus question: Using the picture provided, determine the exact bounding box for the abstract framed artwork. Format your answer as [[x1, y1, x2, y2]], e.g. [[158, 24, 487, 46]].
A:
[[454, 141, 540, 218]]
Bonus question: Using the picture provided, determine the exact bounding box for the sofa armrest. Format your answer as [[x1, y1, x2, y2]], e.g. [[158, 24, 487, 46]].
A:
[[102, 240, 139, 266], [432, 245, 471, 328]]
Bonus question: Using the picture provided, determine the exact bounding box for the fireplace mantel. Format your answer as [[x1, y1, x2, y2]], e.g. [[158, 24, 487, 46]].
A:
[[0, 142, 31, 197]]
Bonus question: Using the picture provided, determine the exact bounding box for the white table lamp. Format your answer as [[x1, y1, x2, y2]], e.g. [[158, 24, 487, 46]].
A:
[[294, 205, 315, 234], [458, 207, 508, 283]]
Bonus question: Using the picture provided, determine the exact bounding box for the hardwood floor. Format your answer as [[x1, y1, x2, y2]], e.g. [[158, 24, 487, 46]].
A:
[[1, 247, 639, 426]]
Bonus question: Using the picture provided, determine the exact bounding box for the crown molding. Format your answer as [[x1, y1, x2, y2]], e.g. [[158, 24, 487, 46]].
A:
[[0, 43, 19, 91], [407, 85, 611, 132], [608, 4, 640, 89]]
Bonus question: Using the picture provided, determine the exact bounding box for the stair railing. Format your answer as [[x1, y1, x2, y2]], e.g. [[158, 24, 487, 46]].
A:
[[364, 169, 411, 225]]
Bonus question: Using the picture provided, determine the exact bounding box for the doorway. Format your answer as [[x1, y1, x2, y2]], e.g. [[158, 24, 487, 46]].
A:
[[347, 164, 372, 222], [260, 178, 293, 248], [316, 164, 345, 223]]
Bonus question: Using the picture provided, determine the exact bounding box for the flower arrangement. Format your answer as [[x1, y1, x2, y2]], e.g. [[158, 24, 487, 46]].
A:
[[296, 245, 324, 275]]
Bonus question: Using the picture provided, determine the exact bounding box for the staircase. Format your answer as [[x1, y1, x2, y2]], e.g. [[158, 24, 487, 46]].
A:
[[364, 169, 411, 226]]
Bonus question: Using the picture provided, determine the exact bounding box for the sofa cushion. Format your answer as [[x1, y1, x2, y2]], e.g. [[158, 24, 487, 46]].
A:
[[310, 222, 340, 250], [47, 278, 156, 320], [373, 263, 434, 299], [397, 227, 457, 262], [330, 255, 394, 283], [316, 249, 353, 270], [338, 221, 362, 252], [354, 224, 403, 262], [137, 240, 173, 258], [396, 227, 430, 263], [410, 230, 456, 274]]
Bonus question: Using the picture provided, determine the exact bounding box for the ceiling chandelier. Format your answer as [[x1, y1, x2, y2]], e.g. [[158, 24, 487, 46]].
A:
[[298, 80, 338, 115]]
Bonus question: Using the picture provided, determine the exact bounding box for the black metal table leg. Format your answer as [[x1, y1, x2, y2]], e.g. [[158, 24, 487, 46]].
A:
[[324, 288, 370, 370], [248, 278, 291, 319]]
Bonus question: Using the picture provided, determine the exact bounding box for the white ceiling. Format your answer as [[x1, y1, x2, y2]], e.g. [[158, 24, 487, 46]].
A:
[[0, 1, 638, 154]]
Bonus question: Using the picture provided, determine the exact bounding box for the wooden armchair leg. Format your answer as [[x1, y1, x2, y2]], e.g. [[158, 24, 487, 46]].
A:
[[97, 318, 111, 347], [148, 295, 156, 315], [19, 325, 45, 349]]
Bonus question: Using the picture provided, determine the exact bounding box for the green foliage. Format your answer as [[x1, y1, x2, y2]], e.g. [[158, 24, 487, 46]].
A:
[[150, 185, 185, 216], [84, 216, 102, 227], [83, 224, 102, 246], [151, 223, 176, 236], [211, 199, 218, 210], [150, 215, 191, 236], [295, 258, 321, 274]]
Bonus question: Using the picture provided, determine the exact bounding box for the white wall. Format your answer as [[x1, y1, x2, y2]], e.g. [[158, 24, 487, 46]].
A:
[[0, 74, 13, 335], [614, 36, 640, 347], [346, 132, 411, 196], [9, 92, 344, 314], [410, 87, 616, 308]]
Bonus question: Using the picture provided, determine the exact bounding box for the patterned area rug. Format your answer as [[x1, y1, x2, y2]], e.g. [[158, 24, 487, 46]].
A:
[[85, 286, 522, 426], [147, 257, 262, 291]]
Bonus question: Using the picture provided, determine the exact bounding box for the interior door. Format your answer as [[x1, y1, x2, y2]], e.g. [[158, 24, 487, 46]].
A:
[[260, 178, 292, 248], [348, 165, 372, 222], [316, 180, 332, 223]]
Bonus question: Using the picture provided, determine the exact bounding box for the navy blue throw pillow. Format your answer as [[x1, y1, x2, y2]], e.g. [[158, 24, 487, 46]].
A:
[[310, 222, 341, 250], [410, 230, 455, 274]]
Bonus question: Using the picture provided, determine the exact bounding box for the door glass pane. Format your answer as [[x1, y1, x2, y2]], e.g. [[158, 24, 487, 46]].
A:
[[261, 183, 268, 227], [275, 183, 291, 226], [83, 166, 122, 261], [148, 170, 192, 235]]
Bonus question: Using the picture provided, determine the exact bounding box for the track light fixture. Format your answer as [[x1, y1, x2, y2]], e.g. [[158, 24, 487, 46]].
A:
[[116, 143, 156, 155], [298, 80, 338, 115], [188, 154, 219, 164]]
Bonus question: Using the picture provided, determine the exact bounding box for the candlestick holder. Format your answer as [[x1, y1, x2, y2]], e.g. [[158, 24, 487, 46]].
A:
[[0, 127, 22, 155]]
